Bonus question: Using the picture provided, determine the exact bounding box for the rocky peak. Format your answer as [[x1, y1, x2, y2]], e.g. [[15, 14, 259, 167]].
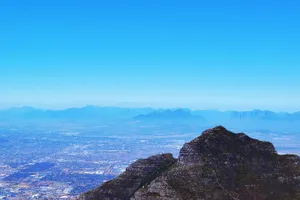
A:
[[178, 125, 277, 166], [79, 126, 300, 200]]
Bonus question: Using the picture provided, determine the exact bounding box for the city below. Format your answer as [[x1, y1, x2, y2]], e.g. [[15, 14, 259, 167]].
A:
[[1, 108, 300, 199]]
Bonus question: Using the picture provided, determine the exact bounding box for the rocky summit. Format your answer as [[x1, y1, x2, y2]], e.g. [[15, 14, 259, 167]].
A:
[[79, 126, 300, 200]]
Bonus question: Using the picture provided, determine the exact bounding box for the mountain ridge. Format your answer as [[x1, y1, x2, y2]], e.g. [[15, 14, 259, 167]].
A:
[[79, 126, 300, 200], [2, 106, 300, 120], [2, 107, 300, 132], [134, 108, 205, 122]]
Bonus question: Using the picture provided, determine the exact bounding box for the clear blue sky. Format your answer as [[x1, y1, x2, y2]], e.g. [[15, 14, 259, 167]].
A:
[[1, 0, 300, 111]]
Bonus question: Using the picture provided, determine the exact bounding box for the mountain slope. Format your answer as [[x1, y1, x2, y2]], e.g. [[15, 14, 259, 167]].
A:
[[80, 154, 176, 200], [79, 126, 300, 200]]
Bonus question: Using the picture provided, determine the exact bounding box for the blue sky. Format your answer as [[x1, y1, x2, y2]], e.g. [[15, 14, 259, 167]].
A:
[[1, 0, 300, 111]]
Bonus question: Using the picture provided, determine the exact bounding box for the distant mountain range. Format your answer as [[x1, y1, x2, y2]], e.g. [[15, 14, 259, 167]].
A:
[[0, 106, 154, 121], [1, 106, 300, 122], [1, 106, 300, 131], [1, 106, 300, 120], [134, 109, 204, 122]]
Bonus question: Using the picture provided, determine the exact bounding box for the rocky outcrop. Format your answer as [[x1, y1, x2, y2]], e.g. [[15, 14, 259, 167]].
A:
[[78, 153, 176, 200], [79, 126, 300, 200], [178, 126, 277, 166]]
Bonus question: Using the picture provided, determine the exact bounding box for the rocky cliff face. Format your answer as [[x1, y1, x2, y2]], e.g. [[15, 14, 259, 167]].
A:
[[79, 126, 300, 200], [79, 153, 176, 200]]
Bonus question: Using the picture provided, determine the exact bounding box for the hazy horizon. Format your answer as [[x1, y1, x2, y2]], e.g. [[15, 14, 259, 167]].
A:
[[2, 98, 300, 112], [1, 104, 300, 113]]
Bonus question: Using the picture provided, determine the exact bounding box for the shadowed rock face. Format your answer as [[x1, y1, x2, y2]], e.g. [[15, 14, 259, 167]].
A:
[[79, 126, 300, 200], [78, 153, 176, 200]]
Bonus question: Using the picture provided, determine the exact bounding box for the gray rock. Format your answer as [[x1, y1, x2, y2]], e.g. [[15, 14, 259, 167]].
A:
[[78, 153, 176, 200], [79, 126, 300, 200]]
